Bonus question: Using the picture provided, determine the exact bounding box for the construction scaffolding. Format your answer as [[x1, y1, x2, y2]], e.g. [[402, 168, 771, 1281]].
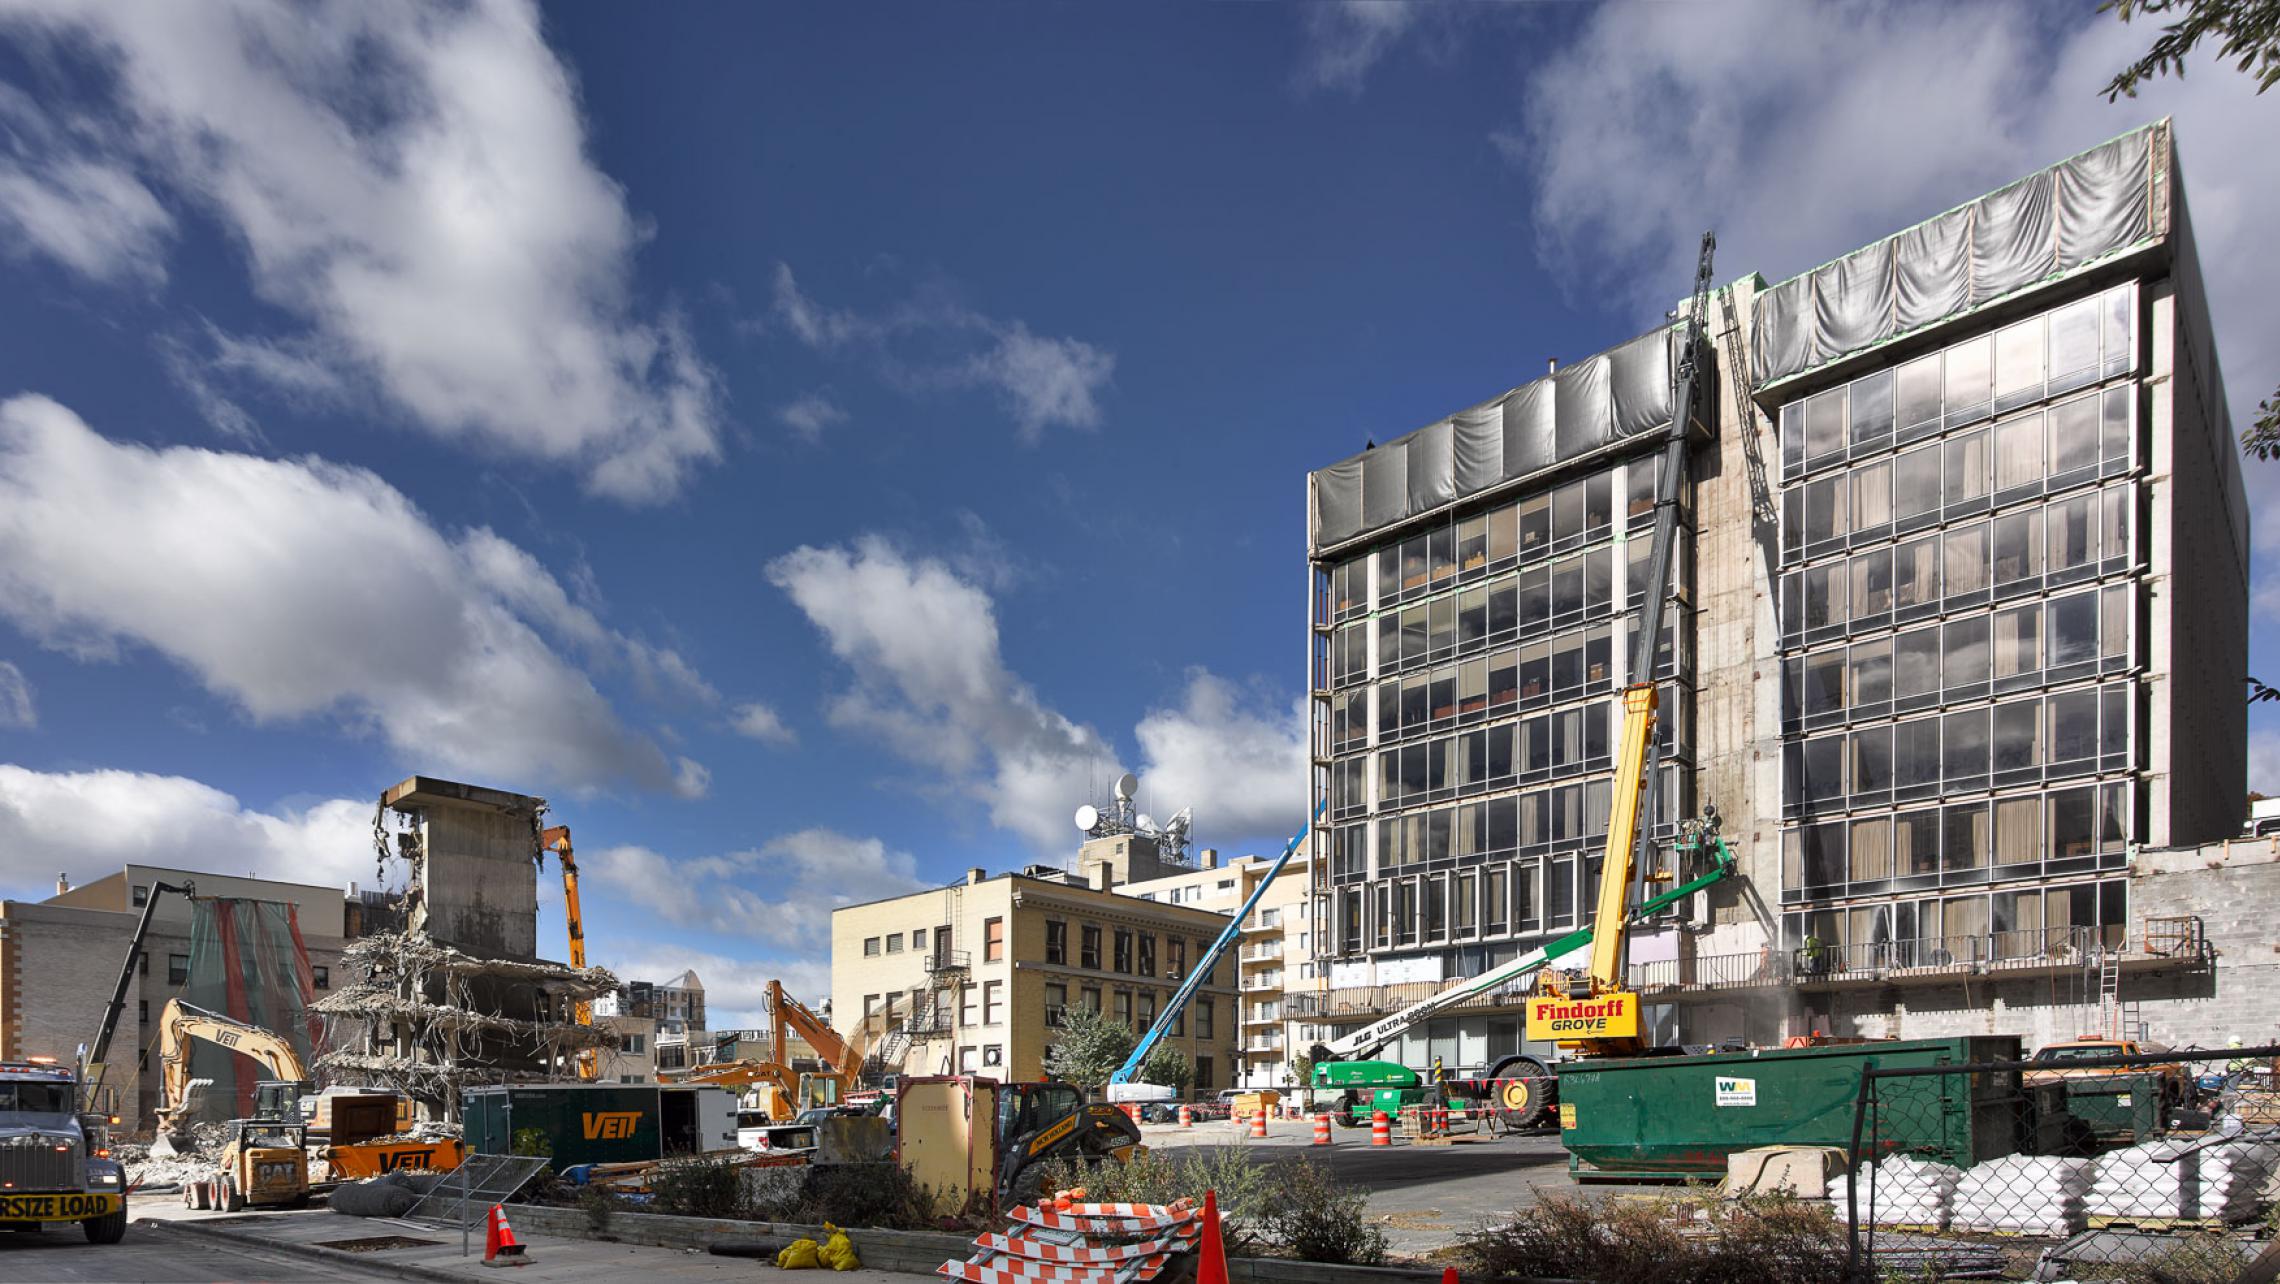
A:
[[181, 896, 323, 1124]]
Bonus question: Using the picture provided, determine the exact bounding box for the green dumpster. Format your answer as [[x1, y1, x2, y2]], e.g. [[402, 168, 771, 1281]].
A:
[[1555, 1037, 2024, 1181], [2058, 1072, 2166, 1145], [461, 1084, 663, 1172]]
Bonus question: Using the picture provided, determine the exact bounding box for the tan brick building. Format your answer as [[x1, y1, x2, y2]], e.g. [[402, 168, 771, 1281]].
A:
[[832, 866, 1240, 1091], [1, 865, 349, 1127]]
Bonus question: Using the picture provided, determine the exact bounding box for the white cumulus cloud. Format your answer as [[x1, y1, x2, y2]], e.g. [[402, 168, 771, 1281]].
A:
[[778, 394, 849, 445], [769, 537, 1308, 855], [0, 661, 34, 729], [0, 394, 707, 798], [0, 0, 722, 502], [769, 264, 1114, 443], [729, 702, 796, 746], [0, 765, 373, 901], [586, 828, 927, 955]]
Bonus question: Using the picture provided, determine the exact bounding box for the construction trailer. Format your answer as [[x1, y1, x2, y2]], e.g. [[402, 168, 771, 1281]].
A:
[[460, 1083, 736, 1173]]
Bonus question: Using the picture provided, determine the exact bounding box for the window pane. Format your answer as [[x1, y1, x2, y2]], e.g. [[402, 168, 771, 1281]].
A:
[[2102, 584, 2130, 663], [1994, 318, 2044, 403], [1991, 510, 2041, 586], [1992, 603, 2040, 678], [2050, 394, 2097, 474], [2050, 296, 2099, 381], [1895, 535, 1940, 608], [1488, 503, 1518, 563], [1803, 475, 1846, 544], [1995, 797, 2041, 866], [1850, 639, 1892, 705], [1994, 412, 2043, 490], [1944, 335, 1992, 415], [1992, 699, 2041, 769], [1897, 355, 1941, 430], [1459, 517, 1488, 574], [1944, 430, 1988, 504], [1943, 523, 1988, 595], [1896, 446, 1941, 520], [2049, 689, 2098, 762], [1853, 726, 1892, 794], [2048, 494, 2094, 573], [2049, 590, 2098, 665], [1943, 805, 1988, 872], [1944, 615, 1990, 686], [1894, 809, 1940, 876], [1853, 461, 1893, 529], [1851, 817, 1891, 881], [1942, 709, 1989, 782], [1805, 387, 1846, 459], [1804, 564, 1843, 629], [1895, 717, 1941, 787], [1895, 628, 1941, 698], [1519, 496, 1550, 556], [1803, 651, 1845, 716], [1850, 369, 1895, 445], [2049, 788, 2096, 857], [1851, 549, 1893, 618]]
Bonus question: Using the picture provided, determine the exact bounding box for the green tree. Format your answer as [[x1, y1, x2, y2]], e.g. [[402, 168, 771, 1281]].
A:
[[1289, 1053, 1316, 1091], [2097, 0, 2280, 456], [1043, 1006, 1135, 1089], [1136, 1043, 1193, 1093]]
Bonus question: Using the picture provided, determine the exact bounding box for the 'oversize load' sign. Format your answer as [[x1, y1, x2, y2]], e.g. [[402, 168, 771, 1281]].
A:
[[0, 1192, 121, 1222], [1524, 991, 1639, 1041]]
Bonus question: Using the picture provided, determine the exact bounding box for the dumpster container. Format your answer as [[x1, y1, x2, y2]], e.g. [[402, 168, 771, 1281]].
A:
[[2058, 1072, 2165, 1146], [1555, 1036, 2023, 1180], [461, 1084, 662, 1172]]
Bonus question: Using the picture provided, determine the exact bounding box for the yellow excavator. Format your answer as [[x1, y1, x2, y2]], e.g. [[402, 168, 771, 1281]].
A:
[[149, 1000, 462, 1202], [540, 824, 597, 1080]]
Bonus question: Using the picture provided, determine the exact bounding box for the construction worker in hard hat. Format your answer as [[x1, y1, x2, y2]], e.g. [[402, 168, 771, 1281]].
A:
[[2226, 1036, 2252, 1077]]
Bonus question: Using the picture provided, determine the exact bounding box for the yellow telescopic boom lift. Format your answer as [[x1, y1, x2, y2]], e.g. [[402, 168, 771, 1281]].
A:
[[1527, 231, 1719, 1058]]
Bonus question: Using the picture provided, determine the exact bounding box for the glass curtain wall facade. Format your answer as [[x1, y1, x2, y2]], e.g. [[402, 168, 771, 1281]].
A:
[[1773, 280, 2143, 964], [1312, 455, 1690, 972]]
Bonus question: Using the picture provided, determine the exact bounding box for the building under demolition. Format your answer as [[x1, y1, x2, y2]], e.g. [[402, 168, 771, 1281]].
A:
[[314, 776, 617, 1118], [1303, 119, 2261, 1064]]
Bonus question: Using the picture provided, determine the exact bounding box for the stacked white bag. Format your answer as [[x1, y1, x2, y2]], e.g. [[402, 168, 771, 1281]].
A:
[[2202, 1139, 2279, 1222], [1952, 1155, 2092, 1235], [1825, 1155, 1962, 1228], [2087, 1139, 2200, 1220]]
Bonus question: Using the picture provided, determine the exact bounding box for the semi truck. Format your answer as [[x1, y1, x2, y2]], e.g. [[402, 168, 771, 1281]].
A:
[[0, 1059, 130, 1244]]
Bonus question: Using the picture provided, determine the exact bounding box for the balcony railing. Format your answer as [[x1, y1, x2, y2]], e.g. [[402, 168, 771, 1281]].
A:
[[1242, 943, 1284, 963]]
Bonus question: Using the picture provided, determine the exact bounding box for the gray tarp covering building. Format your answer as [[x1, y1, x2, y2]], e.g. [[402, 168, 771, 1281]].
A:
[[1749, 123, 2165, 389], [1309, 325, 1679, 555]]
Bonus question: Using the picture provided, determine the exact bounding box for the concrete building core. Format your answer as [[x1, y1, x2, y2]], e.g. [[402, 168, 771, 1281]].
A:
[[382, 775, 544, 960], [1303, 120, 2251, 1066]]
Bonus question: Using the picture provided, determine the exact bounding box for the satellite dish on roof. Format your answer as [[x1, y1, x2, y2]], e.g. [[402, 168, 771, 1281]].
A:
[[1074, 804, 1100, 833], [1167, 806, 1192, 833], [1137, 814, 1157, 833], [1114, 773, 1138, 800]]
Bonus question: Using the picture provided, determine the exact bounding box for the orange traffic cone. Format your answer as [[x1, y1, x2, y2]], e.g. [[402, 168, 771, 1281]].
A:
[[483, 1203, 529, 1268], [1442, 1268, 1458, 1284], [1198, 1189, 1228, 1284]]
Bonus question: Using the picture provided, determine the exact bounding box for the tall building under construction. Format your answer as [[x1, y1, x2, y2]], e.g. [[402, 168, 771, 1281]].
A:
[[1302, 120, 2259, 1071]]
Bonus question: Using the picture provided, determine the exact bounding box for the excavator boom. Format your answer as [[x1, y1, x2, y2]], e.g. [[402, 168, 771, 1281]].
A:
[[540, 825, 596, 1080]]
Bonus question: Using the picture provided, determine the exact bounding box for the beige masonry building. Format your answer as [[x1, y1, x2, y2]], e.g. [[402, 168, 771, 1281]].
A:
[[831, 859, 1241, 1091]]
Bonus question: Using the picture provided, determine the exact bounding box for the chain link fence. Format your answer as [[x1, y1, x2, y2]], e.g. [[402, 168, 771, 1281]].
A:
[[1843, 1043, 2279, 1281]]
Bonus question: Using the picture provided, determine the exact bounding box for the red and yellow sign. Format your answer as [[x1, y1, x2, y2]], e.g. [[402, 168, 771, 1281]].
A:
[[1524, 990, 1640, 1042]]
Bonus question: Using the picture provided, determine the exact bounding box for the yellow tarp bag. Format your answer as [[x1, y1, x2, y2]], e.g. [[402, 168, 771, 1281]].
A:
[[776, 1237, 821, 1269], [819, 1222, 861, 1272]]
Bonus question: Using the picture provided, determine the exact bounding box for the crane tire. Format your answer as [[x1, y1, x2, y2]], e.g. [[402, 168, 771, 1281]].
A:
[[1488, 1056, 1553, 1130]]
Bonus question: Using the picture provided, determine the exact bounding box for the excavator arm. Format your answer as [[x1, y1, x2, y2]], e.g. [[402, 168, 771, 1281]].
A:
[[770, 980, 862, 1082], [540, 825, 596, 1080], [151, 999, 310, 1152]]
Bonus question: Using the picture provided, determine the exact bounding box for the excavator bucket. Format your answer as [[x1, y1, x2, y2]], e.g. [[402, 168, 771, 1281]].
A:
[[150, 1077, 215, 1156]]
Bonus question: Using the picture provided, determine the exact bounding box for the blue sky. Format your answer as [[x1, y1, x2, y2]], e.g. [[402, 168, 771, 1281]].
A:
[[0, 1, 2273, 1024]]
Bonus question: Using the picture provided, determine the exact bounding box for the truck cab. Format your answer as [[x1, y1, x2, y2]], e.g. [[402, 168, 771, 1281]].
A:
[[0, 1059, 129, 1244]]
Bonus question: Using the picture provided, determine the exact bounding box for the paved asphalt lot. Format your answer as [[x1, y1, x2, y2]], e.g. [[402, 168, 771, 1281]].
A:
[[0, 1216, 397, 1281], [1142, 1116, 1577, 1257]]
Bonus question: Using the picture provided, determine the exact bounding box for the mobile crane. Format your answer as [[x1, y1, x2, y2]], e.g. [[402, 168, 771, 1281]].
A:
[[1524, 230, 1719, 1059], [81, 878, 194, 1113], [1308, 231, 1726, 1125], [1103, 802, 1323, 1103], [539, 824, 595, 1080]]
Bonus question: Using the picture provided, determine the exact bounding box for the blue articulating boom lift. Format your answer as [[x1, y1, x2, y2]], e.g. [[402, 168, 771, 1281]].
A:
[[1102, 801, 1324, 1104]]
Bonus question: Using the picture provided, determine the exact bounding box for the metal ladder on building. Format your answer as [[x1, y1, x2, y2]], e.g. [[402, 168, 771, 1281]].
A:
[[2092, 943, 2142, 1041]]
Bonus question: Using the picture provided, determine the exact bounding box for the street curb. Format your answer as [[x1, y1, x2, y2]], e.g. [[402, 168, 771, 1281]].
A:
[[136, 1214, 482, 1284]]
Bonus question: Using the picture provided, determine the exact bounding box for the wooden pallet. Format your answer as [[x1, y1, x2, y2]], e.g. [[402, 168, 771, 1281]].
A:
[[2085, 1215, 2261, 1233]]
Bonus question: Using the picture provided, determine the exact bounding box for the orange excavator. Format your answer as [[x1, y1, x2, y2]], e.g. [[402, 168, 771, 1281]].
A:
[[769, 980, 864, 1103], [539, 825, 595, 1080]]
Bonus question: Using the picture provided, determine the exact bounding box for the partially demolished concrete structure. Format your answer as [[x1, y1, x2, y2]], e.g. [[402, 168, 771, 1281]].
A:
[[314, 776, 616, 1118]]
